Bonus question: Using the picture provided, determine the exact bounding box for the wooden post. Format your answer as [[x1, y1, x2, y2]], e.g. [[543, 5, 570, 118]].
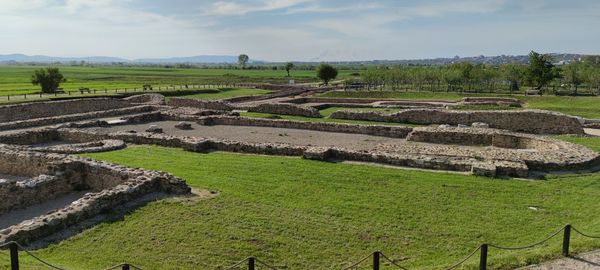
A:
[[479, 244, 488, 270], [122, 264, 130, 270], [10, 242, 19, 270], [248, 257, 255, 270], [563, 224, 571, 257], [373, 251, 380, 270]]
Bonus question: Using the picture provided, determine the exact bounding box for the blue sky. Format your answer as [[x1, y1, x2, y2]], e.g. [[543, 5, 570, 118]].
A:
[[1, 0, 599, 61]]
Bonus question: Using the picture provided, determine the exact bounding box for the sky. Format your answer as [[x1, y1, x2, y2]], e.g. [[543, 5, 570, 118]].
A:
[[1, 0, 599, 62]]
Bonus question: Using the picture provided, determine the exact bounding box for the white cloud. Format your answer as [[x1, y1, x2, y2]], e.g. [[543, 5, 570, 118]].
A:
[[207, 0, 312, 16]]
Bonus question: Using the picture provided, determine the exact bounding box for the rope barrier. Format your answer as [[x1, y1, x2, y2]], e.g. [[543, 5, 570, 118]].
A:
[[380, 252, 410, 270], [0, 223, 598, 270], [103, 263, 127, 270], [341, 252, 372, 270], [254, 257, 279, 270], [488, 226, 564, 250], [102, 263, 144, 270], [14, 242, 67, 270], [443, 245, 482, 270], [224, 257, 251, 270], [572, 226, 600, 239]]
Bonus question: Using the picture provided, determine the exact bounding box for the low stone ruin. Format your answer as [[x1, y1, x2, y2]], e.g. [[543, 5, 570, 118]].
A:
[[0, 147, 190, 244], [247, 103, 322, 117], [330, 109, 584, 134], [175, 122, 193, 130]]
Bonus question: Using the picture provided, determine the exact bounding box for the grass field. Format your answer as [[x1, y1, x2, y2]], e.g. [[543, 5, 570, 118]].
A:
[[2, 137, 599, 270], [0, 66, 355, 95], [320, 91, 600, 118], [167, 88, 272, 101]]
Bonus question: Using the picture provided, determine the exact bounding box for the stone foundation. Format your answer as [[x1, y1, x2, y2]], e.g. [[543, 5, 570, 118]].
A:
[[168, 98, 233, 111], [0, 98, 133, 123], [0, 148, 190, 244], [199, 116, 413, 138], [330, 109, 584, 134], [247, 103, 322, 117]]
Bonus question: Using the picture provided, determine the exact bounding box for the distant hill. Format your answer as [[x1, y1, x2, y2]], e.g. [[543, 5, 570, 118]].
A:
[[134, 55, 240, 64], [0, 54, 244, 64], [0, 53, 595, 65], [0, 54, 129, 63]]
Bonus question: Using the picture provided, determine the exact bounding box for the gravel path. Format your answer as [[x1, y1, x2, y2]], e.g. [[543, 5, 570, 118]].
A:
[[520, 250, 600, 269]]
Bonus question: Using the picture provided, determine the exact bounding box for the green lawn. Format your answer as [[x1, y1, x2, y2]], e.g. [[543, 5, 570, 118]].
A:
[[3, 142, 600, 270], [169, 88, 272, 101], [0, 66, 357, 95], [319, 91, 600, 118]]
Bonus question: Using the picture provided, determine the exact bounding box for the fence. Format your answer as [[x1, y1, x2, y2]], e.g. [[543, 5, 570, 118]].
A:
[[1, 224, 598, 270], [0, 83, 261, 102]]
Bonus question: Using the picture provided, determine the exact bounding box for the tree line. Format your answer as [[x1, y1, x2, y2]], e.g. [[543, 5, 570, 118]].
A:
[[355, 51, 600, 95]]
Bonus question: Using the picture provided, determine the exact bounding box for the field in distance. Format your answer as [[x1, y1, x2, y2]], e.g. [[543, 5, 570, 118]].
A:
[[0, 66, 356, 95]]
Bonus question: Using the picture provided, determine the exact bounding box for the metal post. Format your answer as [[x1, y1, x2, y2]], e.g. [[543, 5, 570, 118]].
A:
[[122, 264, 130, 270], [10, 242, 19, 270], [248, 257, 255, 270], [373, 251, 380, 270], [563, 224, 571, 257], [479, 244, 488, 270]]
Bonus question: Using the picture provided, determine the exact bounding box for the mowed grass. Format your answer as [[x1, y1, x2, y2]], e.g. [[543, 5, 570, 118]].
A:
[[169, 88, 272, 100], [0, 66, 356, 95], [3, 144, 600, 269], [320, 91, 600, 118]]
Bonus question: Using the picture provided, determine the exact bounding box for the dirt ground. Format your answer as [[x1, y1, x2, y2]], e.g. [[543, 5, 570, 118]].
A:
[[521, 250, 600, 270], [86, 120, 413, 151], [0, 191, 88, 229]]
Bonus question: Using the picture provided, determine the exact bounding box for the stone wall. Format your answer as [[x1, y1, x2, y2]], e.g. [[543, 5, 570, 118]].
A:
[[0, 149, 190, 244], [53, 128, 599, 178], [200, 116, 413, 138], [330, 109, 584, 134], [406, 126, 560, 151], [0, 105, 156, 131], [168, 98, 233, 111], [124, 94, 166, 105], [247, 103, 322, 117], [0, 98, 133, 123]]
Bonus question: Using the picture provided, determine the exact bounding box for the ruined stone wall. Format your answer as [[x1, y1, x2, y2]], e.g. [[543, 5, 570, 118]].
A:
[[330, 109, 584, 134], [247, 103, 322, 117], [0, 98, 133, 123], [201, 116, 413, 138], [0, 105, 156, 131], [124, 94, 166, 105], [406, 127, 561, 151], [0, 129, 59, 145], [0, 149, 57, 177], [0, 150, 190, 244], [168, 98, 233, 111]]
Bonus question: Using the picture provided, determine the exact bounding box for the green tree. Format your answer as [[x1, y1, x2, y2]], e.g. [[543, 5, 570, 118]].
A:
[[503, 64, 525, 94], [285, 62, 295, 77], [563, 62, 584, 94], [316, 64, 338, 85], [526, 51, 560, 90], [31, 67, 66, 93], [238, 54, 249, 69]]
